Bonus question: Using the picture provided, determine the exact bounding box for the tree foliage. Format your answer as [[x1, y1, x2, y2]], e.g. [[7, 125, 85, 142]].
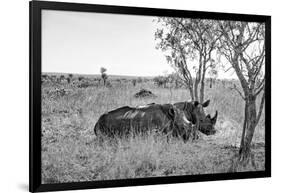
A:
[[155, 18, 221, 102]]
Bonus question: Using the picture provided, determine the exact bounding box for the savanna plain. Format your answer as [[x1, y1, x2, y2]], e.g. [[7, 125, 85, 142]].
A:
[[41, 74, 265, 183]]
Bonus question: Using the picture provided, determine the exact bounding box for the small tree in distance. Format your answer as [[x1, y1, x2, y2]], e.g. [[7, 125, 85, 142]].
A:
[[208, 62, 218, 88], [132, 79, 137, 87], [100, 67, 108, 86]]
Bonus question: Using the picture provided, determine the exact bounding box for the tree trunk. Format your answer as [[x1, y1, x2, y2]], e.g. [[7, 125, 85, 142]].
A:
[[239, 94, 257, 164], [199, 78, 205, 103], [199, 61, 207, 103], [230, 95, 258, 172], [194, 79, 200, 101], [189, 86, 194, 101], [239, 101, 248, 151]]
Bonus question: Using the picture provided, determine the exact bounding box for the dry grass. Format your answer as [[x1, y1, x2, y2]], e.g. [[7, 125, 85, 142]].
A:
[[41, 77, 265, 184]]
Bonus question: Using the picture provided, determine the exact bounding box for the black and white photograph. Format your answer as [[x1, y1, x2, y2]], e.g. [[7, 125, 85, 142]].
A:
[[40, 8, 267, 184]]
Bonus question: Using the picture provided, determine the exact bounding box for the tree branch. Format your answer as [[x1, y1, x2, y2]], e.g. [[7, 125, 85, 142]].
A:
[[255, 83, 265, 97], [255, 91, 265, 127], [230, 84, 246, 100], [174, 18, 201, 50]]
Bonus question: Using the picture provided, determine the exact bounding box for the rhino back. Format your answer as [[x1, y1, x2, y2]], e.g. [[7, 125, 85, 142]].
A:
[[95, 104, 172, 136]]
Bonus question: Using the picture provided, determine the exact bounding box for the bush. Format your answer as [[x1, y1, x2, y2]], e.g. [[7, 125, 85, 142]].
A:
[[78, 76, 84, 81]]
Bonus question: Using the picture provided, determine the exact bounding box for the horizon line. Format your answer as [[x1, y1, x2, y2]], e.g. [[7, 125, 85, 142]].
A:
[[42, 71, 239, 80]]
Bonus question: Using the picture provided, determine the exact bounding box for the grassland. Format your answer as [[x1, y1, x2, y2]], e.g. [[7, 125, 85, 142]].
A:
[[41, 74, 265, 184]]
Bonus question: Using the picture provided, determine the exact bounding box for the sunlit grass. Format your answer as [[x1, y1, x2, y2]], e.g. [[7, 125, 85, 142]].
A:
[[41, 78, 265, 183]]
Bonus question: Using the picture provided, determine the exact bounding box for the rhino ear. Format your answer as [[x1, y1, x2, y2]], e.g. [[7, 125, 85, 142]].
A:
[[168, 108, 175, 120], [194, 101, 199, 107], [202, 100, 210, 107]]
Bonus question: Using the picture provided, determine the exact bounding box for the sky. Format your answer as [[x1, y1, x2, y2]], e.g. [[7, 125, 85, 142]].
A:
[[42, 10, 174, 76], [42, 10, 236, 78]]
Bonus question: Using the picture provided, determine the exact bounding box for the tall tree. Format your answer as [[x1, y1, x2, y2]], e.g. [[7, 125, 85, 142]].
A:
[[218, 21, 265, 166], [155, 18, 220, 102]]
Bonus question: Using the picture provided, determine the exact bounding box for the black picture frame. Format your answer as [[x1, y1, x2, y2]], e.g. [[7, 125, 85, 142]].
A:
[[29, 0, 271, 192]]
